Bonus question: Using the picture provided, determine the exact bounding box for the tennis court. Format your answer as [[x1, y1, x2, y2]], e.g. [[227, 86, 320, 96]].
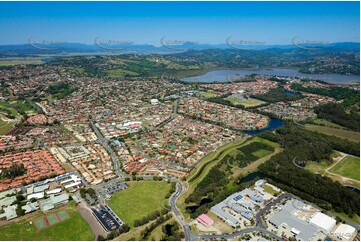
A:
[[57, 210, 70, 221], [33, 210, 70, 231], [34, 218, 47, 231], [47, 213, 59, 226]]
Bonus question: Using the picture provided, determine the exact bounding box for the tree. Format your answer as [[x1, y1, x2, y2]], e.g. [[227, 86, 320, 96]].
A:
[[87, 188, 96, 197], [119, 223, 130, 234], [96, 235, 105, 241], [16, 194, 25, 202], [16, 205, 25, 216], [79, 188, 86, 198]]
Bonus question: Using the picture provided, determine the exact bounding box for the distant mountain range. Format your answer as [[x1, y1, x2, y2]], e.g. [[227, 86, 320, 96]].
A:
[[0, 42, 359, 56]]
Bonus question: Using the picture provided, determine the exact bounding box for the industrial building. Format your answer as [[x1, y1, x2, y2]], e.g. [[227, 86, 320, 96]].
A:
[[210, 187, 265, 228], [331, 223, 357, 241], [268, 199, 336, 241]]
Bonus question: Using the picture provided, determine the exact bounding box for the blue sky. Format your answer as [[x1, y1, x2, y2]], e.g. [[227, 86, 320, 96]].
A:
[[0, 1, 359, 45]]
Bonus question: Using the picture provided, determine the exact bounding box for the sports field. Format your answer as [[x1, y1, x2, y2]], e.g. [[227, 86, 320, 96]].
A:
[[108, 181, 172, 228], [0, 203, 94, 241], [330, 155, 360, 181], [224, 97, 265, 107], [199, 92, 218, 98]]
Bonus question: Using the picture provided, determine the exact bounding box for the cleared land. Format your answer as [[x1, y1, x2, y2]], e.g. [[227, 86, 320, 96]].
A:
[[261, 184, 280, 197], [108, 181, 172, 228], [0, 203, 94, 241], [305, 124, 360, 143], [330, 155, 360, 181], [306, 152, 360, 188]]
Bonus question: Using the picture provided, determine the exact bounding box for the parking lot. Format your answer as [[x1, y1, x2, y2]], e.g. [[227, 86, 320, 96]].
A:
[[96, 179, 128, 196], [92, 205, 122, 232]]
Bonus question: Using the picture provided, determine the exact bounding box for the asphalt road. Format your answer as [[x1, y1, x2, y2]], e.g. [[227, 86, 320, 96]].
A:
[[255, 193, 295, 229], [89, 118, 125, 178]]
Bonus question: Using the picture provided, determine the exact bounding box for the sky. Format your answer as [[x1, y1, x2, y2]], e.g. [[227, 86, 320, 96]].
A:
[[0, 1, 359, 45]]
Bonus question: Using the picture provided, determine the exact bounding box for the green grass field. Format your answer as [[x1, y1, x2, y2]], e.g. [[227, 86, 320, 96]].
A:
[[0, 203, 94, 241], [330, 156, 360, 181], [108, 181, 172, 228], [200, 92, 218, 98], [305, 124, 360, 143], [253, 149, 273, 158], [0, 117, 15, 135], [224, 97, 265, 107], [306, 161, 331, 170], [312, 118, 346, 129]]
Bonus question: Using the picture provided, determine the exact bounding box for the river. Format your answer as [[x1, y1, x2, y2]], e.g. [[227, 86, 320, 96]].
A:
[[181, 68, 360, 84]]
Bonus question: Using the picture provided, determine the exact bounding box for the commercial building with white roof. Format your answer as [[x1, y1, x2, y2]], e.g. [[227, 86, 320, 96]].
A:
[[309, 212, 336, 233], [331, 223, 357, 241]]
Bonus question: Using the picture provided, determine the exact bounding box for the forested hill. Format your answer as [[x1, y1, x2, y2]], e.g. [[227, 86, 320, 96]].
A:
[[169, 46, 360, 75]]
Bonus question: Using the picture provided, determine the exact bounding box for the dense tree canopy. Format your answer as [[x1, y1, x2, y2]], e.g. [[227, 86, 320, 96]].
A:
[[252, 88, 303, 103], [315, 103, 360, 131], [258, 124, 360, 216]]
